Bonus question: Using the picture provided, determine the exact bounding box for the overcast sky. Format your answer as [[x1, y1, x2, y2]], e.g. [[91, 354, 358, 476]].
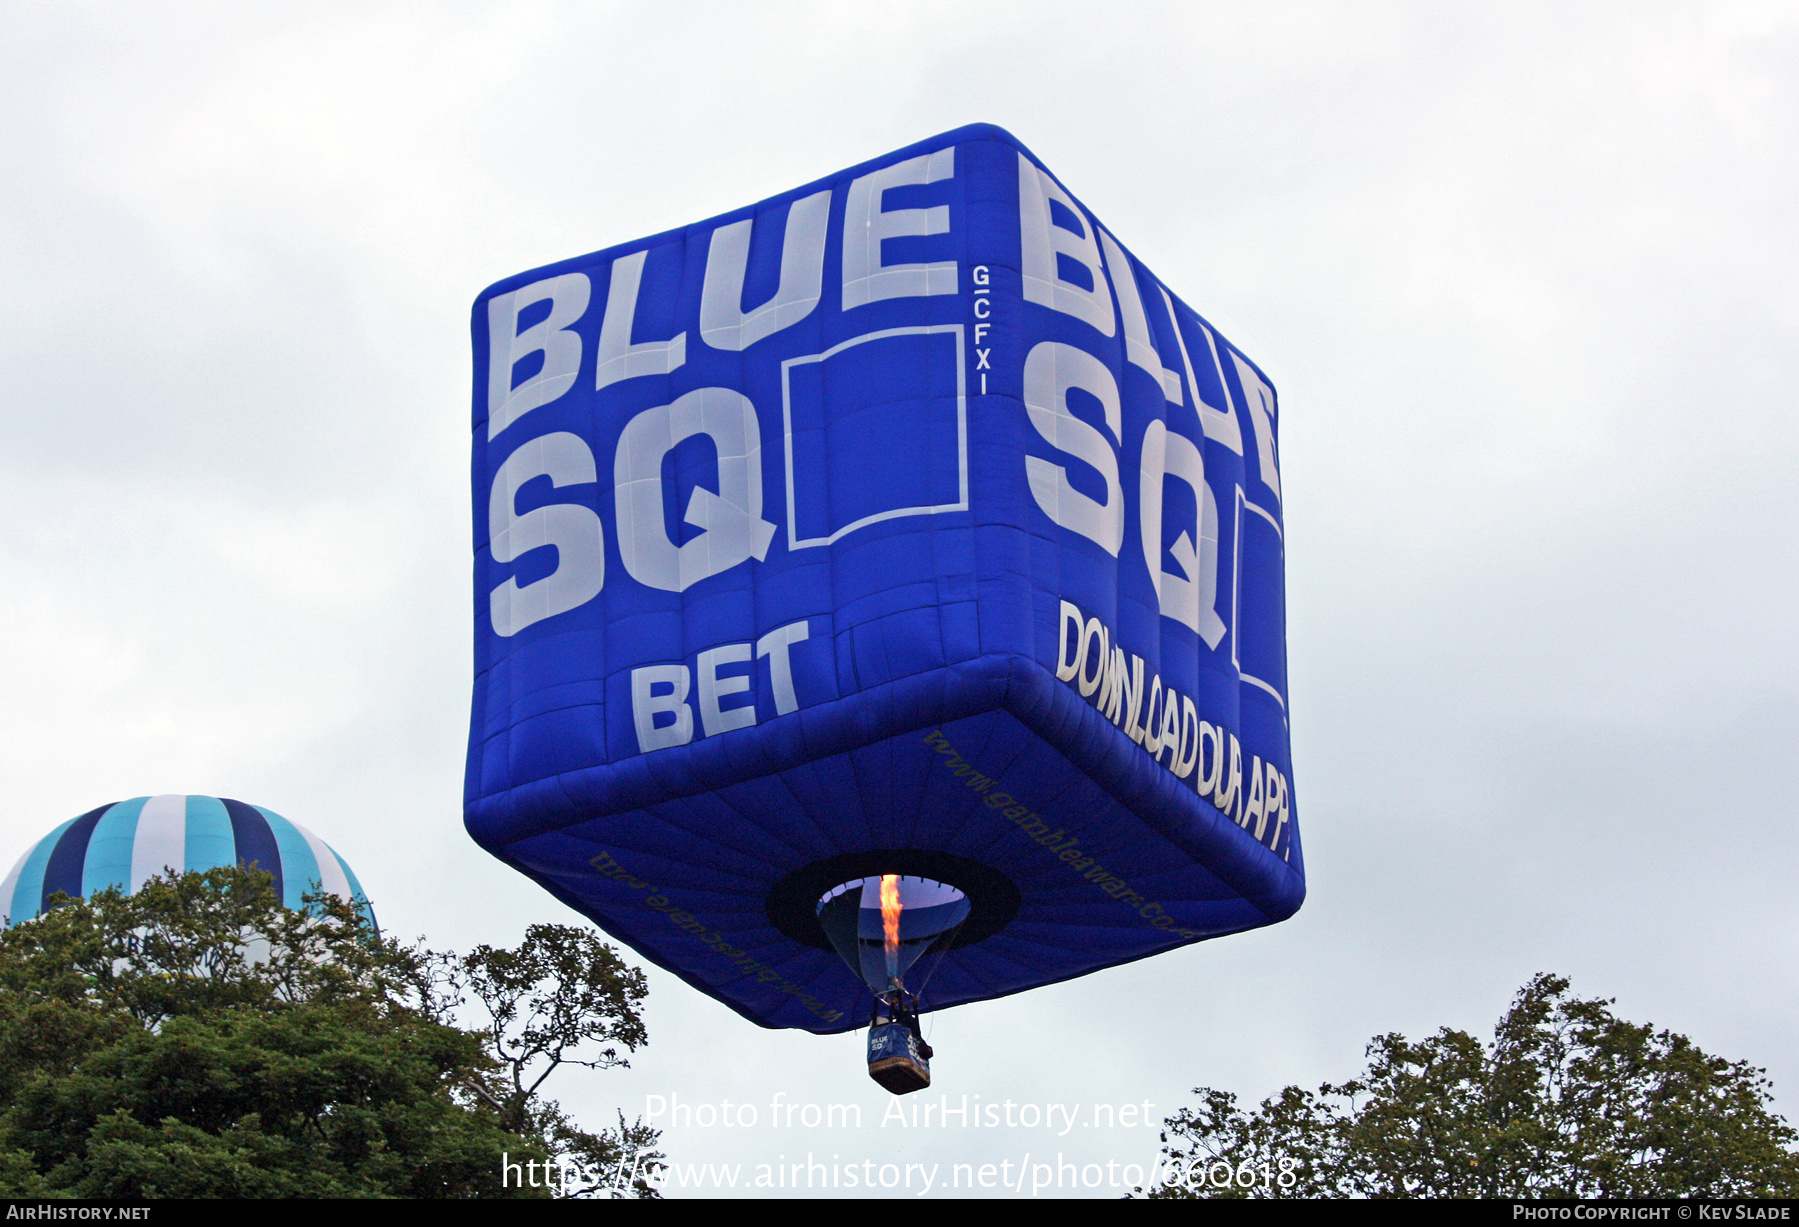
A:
[[2, 1, 1795, 1198]]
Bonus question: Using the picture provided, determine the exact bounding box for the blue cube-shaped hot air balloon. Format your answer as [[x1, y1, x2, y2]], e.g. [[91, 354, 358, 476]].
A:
[[467, 124, 1300, 1033]]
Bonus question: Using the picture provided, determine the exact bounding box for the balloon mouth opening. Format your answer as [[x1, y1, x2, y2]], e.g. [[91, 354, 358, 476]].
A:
[[815, 874, 970, 995], [761, 850, 1022, 985]]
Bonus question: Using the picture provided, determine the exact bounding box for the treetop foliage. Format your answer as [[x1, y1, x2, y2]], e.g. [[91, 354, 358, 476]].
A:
[[1150, 973, 1799, 1199], [0, 867, 659, 1198]]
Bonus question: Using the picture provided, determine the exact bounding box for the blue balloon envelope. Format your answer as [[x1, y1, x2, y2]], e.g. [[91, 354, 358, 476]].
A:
[[466, 124, 1300, 1033], [2, 795, 376, 932]]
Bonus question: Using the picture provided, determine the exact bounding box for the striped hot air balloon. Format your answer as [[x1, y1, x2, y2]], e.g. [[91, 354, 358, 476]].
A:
[[0, 795, 376, 931]]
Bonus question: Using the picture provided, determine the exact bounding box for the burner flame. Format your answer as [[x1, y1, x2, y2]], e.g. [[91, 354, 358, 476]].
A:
[[881, 873, 902, 983]]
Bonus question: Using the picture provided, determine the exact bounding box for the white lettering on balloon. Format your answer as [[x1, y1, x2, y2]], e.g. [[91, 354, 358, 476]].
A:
[[476, 141, 1262, 669], [1053, 599, 1288, 854], [630, 620, 812, 755]]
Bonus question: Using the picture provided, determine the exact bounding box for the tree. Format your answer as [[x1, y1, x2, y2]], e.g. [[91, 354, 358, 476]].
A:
[[0, 867, 660, 1198], [441, 923, 662, 1197], [1147, 973, 1799, 1199]]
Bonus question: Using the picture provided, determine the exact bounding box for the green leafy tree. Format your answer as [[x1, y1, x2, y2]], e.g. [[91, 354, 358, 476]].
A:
[[0, 867, 660, 1198], [449, 924, 661, 1197], [1148, 973, 1799, 1199]]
